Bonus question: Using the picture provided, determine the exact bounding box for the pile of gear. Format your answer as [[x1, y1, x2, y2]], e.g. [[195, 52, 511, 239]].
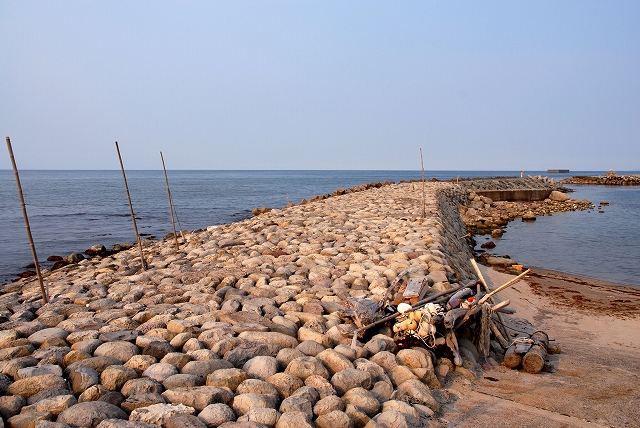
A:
[[340, 264, 531, 368]]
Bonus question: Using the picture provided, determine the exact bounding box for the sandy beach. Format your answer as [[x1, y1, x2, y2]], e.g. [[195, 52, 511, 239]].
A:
[[440, 265, 640, 427]]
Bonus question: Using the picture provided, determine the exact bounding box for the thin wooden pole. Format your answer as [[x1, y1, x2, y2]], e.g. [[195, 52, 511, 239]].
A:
[[470, 258, 511, 340], [420, 148, 426, 218], [160, 151, 180, 251], [478, 269, 531, 305], [115, 141, 147, 270], [5, 137, 49, 303]]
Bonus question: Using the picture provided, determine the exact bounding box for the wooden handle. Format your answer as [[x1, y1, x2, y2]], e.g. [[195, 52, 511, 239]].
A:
[[478, 269, 531, 305]]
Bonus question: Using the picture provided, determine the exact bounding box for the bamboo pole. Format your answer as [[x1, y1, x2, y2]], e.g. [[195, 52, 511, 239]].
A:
[[5, 137, 49, 303], [471, 258, 512, 339], [160, 151, 180, 251], [420, 148, 425, 218], [478, 269, 531, 305], [115, 141, 147, 270]]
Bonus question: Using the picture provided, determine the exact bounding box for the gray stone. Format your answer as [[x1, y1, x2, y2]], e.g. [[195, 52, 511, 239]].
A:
[[20, 394, 76, 416], [7, 374, 68, 398], [162, 386, 234, 411], [0, 395, 26, 420], [100, 365, 138, 391], [198, 403, 236, 427], [395, 379, 439, 412], [16, 364, 63, 380], [181, 360, 233, 377], [243, 356, 279, 381], [330, 369, 372, 396], [93, 341, 139, 363], [129, 403, 196, 426], [372, 410, 409, 428], [241, 408, 280, 427], [164, 374, 205, 389], [69, 367, 100, 394], [142, 363, 179, 383], [57, 402, 128, 428], [121, 378, 164, 397], [284, 357, 329, 381], [315, 350, 354, 376], [274, 411, 314, 428], [266, 373, 303, 398], [231, 394, 280, 416], [27, 328, 69, 347], [341, 388, 379, 417], [380, 401, 420, 426], [224, 342, 281, 368], [96, 420, 157, 428], [165, 414, 208, 428], [236, 379, 280, 396], [206, 368, 248, 391], [121, 393, 166, 414], [315, 410, 353, 428], [313, 395, 345, 416]]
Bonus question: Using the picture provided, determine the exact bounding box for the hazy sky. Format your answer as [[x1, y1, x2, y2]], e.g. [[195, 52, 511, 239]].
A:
[[1, 1, 639, 170]]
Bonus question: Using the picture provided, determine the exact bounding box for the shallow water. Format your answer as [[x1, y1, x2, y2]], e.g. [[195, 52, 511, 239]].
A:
[[475, 185, 640, 286], [1, 169, 637, 286]]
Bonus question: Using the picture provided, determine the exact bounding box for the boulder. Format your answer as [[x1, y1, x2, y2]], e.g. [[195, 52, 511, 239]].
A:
[[57, 402, 128, 428]]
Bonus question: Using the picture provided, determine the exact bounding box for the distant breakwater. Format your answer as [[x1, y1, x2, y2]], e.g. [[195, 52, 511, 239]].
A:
[[561, 174, 640, 186]]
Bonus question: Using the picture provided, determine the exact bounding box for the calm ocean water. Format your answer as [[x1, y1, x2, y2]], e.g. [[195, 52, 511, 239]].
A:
[[1, 170, 638, 286]]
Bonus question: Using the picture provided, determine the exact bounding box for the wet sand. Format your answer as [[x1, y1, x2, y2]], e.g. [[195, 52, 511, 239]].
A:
[[440, 265, 640, 427]]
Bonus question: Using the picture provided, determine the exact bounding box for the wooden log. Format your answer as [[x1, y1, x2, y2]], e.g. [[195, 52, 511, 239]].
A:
[[522, 331, 549, 374], [503, 343, 522, 369], [491, 300, 510, 313], [490, 320, 509, 348]]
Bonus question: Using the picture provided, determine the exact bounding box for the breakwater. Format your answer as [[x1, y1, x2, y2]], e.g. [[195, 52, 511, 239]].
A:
[[561, 174, 640, 185], [0, 181, 482, 427]]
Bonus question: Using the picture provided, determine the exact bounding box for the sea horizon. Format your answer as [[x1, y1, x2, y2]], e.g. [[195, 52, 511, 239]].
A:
[[2, 169, 639, 287]]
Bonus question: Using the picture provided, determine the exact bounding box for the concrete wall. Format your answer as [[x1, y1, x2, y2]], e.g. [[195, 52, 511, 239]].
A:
[[476, 189, 552, 202]]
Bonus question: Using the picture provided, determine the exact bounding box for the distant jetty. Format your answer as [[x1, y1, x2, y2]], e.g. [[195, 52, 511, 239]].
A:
[[547, 169, 569, 173], [561, 172, 640, 186]]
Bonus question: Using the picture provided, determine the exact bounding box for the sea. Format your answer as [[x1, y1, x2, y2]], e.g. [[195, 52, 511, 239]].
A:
[[1, 170, 639, 287]]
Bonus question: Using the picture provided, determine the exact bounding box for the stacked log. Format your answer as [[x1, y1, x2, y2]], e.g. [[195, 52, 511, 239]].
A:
[[503, 331, 550, 374]]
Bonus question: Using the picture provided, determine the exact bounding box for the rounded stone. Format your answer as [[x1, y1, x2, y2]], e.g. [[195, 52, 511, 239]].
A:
[[57, 401, 128, 428], [94, 341, 139, 363], [284, 356, 329, 381], [143, 363, 179, 383], [243, 356, 279, 381], [198, 403, 236, 427]]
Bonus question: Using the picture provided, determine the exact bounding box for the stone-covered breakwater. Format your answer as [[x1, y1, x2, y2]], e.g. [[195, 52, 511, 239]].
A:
[[0, 181, 484, 428], [561, 174, 640, 186]]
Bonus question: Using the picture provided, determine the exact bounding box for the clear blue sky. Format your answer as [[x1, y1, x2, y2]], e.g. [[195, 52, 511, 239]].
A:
[[1, 1, 638, 170]]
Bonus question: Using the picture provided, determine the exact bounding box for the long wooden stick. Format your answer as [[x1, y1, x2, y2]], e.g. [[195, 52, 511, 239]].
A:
[[420, 148, 425, 218], [478, 269, 531, 305], [6, 137, 49, 303], [160, 152, 180, 251], [471, 258, 511, 339], [115, 141, 147, 270]]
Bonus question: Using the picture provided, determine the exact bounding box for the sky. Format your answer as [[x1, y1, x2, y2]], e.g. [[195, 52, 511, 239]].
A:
[[1, 1, 639, 171]]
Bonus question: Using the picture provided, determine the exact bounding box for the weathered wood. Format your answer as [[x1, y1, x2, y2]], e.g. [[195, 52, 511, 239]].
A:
[[6, 137, 49, 303], [522, 331, 549, 374], [490, 320, 509, 348], [471, 258, 511, 340], [478, 269, 531, 305], [503, 343, 522, 369], [491, 300, 510, 313]]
